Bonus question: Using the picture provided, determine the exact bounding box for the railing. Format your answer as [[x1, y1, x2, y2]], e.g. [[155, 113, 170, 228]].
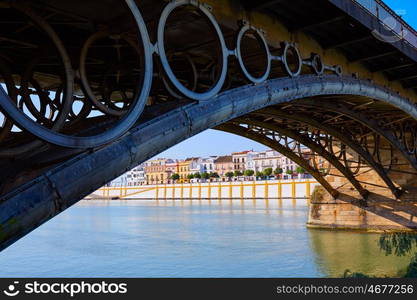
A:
[[352, 0, 417, 50], [92, 179, 319, 200]]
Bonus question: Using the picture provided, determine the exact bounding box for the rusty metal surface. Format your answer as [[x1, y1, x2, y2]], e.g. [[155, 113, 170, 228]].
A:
[[1, 0, 417, 152], [216, 122, 339, 198]]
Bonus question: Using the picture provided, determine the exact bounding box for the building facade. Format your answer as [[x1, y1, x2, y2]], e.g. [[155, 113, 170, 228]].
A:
[[214, 155, 233, 177], [145, 158, 168, 184], [122, 148, 317, 185], [232, 151, 250, 172], [165, 160, 179, 183], [244, 151, 259, 172], [188, 157, 204, 175], [178, 160, 191, 182], [252, 150, 281, 173], [126, 164, 146, 186], [201, 156, 217, 174]]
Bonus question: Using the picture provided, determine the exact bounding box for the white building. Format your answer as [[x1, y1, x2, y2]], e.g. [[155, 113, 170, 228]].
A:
[[165, 159, 179, 182], [279, 156, 295, 172], [126, 164, 146, 186], [245, 151, 260, 171], [108, 174, 127, 186], [188, 157, 204, 174], [253, 150, 281, 172], [201, 156, 217, 173], [232, 150, 251, 172]]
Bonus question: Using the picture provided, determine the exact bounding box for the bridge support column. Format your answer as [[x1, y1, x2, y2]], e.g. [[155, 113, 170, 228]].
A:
[[307, 134, 417, 231], [307, 191, 417, 231], [307, 196, 417, 231]]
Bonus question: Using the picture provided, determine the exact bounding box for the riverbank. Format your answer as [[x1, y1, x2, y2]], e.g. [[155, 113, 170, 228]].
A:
[[89, 179, 319, 200]]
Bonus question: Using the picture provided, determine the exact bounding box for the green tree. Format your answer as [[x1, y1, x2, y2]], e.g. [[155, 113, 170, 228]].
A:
[[256, 171, 264, 178], [209, 172, 219, 178], [187, 173, 194, 180], [234, 170, 243, 177], [286, 169, 293, 175], [263, 168, 273, 176], [194, 172, 201, 179], [274, 167, 283, 175], [171, 173, 180, 181], [244, 169, 254, 177], [201, 172, 210, 180], [342, 233, 417, 278], [225, 172, 234, 180], [405, 254, 417, 278], [296, 166, 305, 174]]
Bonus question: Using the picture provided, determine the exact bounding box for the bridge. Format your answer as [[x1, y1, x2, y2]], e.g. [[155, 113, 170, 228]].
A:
[[1, 0, 417, 251]]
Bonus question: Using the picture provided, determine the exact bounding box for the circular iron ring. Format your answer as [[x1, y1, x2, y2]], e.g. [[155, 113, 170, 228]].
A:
[[157, 0, 229, 101], [236, 25, 271, 83], [282, 43, 302, 77], [0, 0, 153, 148], [311, 54, 324, 76], [80, 31, 142, 116]]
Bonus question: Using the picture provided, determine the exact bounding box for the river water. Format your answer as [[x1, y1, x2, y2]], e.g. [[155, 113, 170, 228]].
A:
[[0, 199, 415, 277]]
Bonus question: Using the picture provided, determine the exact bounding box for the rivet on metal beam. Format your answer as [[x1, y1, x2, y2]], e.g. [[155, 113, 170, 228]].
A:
[[201, 2, 213, 12]]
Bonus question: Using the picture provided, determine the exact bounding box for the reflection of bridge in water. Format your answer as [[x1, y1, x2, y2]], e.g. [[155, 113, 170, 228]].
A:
[[1, 0, 417, 250]]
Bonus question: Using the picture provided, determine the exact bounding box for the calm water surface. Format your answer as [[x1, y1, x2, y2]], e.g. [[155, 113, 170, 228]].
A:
[[0, 199, 414, 277]]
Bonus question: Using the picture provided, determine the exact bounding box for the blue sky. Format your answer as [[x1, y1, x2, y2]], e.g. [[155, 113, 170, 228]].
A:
[[157, 0, 417, 160], [158, 129, 268, 159], [384, 0, 417, 28]]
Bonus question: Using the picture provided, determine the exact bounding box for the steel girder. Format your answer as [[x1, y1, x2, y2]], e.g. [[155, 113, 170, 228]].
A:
[[252, 108, 402, 198], [231, 117, 369, 199]]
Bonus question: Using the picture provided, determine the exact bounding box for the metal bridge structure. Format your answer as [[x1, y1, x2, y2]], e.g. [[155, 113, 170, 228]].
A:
[[1, 0, 417, 250]]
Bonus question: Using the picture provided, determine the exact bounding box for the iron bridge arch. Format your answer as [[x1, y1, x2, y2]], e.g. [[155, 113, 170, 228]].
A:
[[2, 74, 417, 250], [1, 0, 417, 250]]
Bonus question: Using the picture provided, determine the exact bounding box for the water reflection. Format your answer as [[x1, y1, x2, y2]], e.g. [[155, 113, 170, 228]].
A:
[[379, 233, 417, 256], [0, 199, 415, 277]]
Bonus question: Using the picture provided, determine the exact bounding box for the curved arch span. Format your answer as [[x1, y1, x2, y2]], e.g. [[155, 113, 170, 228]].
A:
[[1, 74, 417, 251], [290, 99, 417, 171], [215, 122, 339, 198], [227, 118, 369, 198], [246, 110, 401, 198]]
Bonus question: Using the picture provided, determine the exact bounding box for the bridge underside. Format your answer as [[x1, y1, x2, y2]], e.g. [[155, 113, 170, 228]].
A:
[[1, 0, 417, 250]]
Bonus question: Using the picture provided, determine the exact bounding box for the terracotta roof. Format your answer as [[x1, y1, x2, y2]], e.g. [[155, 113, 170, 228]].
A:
[[214, 155, 232, 163], [231, 150, 250, 155], [185, 157, 200, 161]]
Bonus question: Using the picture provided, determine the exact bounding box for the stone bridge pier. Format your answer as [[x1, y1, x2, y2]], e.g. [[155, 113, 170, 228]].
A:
[[308, 136, 417, 231]]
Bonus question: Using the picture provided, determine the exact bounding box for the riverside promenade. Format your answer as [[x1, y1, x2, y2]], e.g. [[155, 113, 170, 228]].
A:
[[89, 179, 319, 200]]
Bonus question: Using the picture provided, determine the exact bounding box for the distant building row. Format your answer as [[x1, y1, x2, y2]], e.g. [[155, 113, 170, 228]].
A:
[[121, 149, 322, 186]]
